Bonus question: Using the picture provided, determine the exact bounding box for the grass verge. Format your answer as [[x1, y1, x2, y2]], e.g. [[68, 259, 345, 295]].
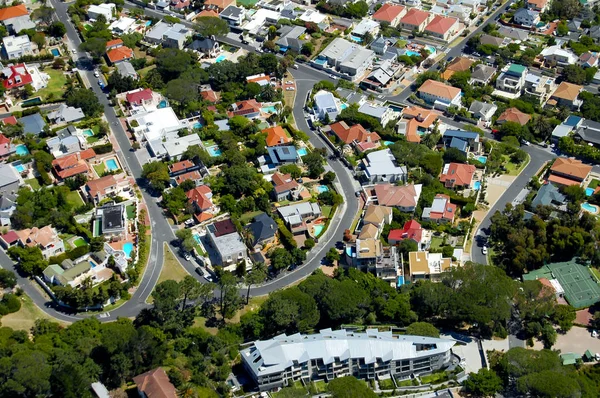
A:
[[1, 294, 70, 331]]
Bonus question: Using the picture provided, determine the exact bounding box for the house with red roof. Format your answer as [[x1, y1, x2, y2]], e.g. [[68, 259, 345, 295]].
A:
[[329, 121, 381, 153], [0, 230, 19, 249], [106, 38, 124, 51], [263, 125, 292, 146], [2, 116, 17, 125], [200, 89, 219, 103], [271, 172, 302, 202], [228, 99, 262, 119], [0, 133, 13, 159], [497, 107, 531, 126], [397, 106, 439, 143], [186, 185, 217, 223], [175, 170, 203, 186], [171, 0, 191, 9], [439, 162, 477, 189], [1, 63, 32, 90], [424, 16, 461, 42], [367, 182, 422, 212], [106, 46, 134, 65], [124, 88, 162, 112], [422, 194, 456, 224], [400, 9, 432, 32], [52, 151, 91, 181], [82, 173, 130, 204], [372, 3, 406, 27], [0, 4, 28, 21], [388, 220, 428, 249]]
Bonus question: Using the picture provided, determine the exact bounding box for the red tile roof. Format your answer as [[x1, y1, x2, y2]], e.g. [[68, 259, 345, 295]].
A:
[[263, 125, 292, 146], [418, 79, 461, 101], [175, 171, 202, 185], [425, 15, 458, 35], [198, 9, 220, 17], [86, 175, 117, 198], [550, 158, 592, 181], [272, 172, 299, 194], [171, 0, 191, 9], [200, 89, 219, 103], [0, 4, 28, 21], [230, 99, 261, 117], [439, 163, 477, 188], [329, 121, 380, 145], [79, 148, 96, 160], [126, 88, 153, 105], [388, 220, 422, 243], [372, 3, 405, 23], [0, 134, 9, 146], [186, 186, 213, 211], [2, 63, 33, 90], [2, 116, 17, 125], [374, 183, 419, 208], [401, 8, 430, 26], [52, 152, 91, 180], [497, 107, 531, 126], [106, 39, 123, 49], [133, 368, 177, 398], [107, 46, 134, 64], [169, 160, 195, 174], [1, 230, 19, 244], [212, 218, 236, 237]]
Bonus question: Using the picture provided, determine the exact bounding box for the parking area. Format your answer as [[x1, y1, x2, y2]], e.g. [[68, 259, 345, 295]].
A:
[[533, 326, 600, 357]]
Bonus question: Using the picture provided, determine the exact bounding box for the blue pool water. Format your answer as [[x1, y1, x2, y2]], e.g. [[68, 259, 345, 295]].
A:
[[350, 35, 363, 43], [207, 145, 222, 157], [262, 106, 277, 114], [89, 260, 97, 268], [473, 181, 481, 190], [215, 54, 227, 63], [15, 144, 29, 155], [158, 100, 168, 109], [106, 159, 119, 171], [145, 20, 152, 26], [426, 45, 436, 55], [383, 141, 394, 146], [193, 121, 203, 129], [477, 155, 487, 164], [51, 48, 60, 56], [123, 242, 134, 258], [405, 50, 420, 57], [340, 103, 348, 110], [317, 185, 329, 194], [586, 187, 595, 197], [314, 57, 327, 65], [313, 224, 324, 237], [193, 234, 201, 244], [13, 164, 25, 173], [297, 148, 308, 156], [397, 276, 405, 287], [82, 129, 93, 137], [582, 202, 599, 214]]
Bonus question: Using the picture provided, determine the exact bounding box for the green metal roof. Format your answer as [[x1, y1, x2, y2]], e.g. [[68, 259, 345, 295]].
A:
[[61, 261, 92, 283], [522, 265, 552, 281], [507, 64, 527, 76], [560, 352, 581, 365], [584, 349, 594, 360]]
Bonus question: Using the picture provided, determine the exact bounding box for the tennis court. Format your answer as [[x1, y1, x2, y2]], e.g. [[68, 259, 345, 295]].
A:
[[548, 261, 600, 309]]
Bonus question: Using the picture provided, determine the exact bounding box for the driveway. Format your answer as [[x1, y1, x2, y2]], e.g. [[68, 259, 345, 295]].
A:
[[533, 326, 600, 356]]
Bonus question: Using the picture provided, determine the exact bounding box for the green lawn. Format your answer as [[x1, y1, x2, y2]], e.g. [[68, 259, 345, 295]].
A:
[[35, 69, 68, 101], [126, 205, 136, 220], [94, 163, 105, 176], [66, 191, 84, 208], [138, 65, 156, 78], [25, 178, 40, 190], [322, 205, 332, 218], [420, 371, 449, 385], [239, 210, 263, 224], [430, 236, 444, 250], [73, 237, 87, 247], [503, 153, 531, 176], [87, 136, 100, 144], [236, 0, 258, 6], [589, 179, 600, 189], [378, 378, 395, 389]]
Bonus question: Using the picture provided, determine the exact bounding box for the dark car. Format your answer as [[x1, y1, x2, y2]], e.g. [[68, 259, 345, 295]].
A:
[[195, 267, 204, 277]]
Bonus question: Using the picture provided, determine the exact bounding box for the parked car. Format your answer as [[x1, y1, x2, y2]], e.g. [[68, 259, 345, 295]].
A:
[[94, 71, 99, 78], [482, 246, 488, 255], [184, 252, 191, 261], [195, 267, 204, 277]]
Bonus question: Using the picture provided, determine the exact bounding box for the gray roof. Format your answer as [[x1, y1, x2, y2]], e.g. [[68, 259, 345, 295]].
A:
[[267, 146, 298, 163], [479, 34, 503, 47], [353, 18, 379, 36], [498, 26, 529, 41], [363, 148, 406, 178], [551, 124, 573, 139], [215, 119, 230, 131], [18, 113, 45, 135], [220, 5, 244, 19], [145, 21, 191, 42], [531, 183, 566, 208], [276, 26, 306, 49], [4, 15, 35, 34], [47, 104, 85, 123], [188, 37, 217, 51], [314, 91, 337, 111], [588, 25, 600, 39], [469, 100, 496, 115], [576, 119, 600, 145], [471, 64, 496, 82], [247, 213, 277, 246], [336, 87, 365, 105], [242, 328, 456, 377], [278, 202, 321, 220], [116, 61, 137, 78], [514, 8, 537, 20], [207, 222, 247, 259], [449, 137, 468, 152], [320, 38, 375, 69], [358, 102, 389, 119]]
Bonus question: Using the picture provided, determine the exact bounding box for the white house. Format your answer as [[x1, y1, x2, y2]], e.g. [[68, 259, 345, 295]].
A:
[[358, 103, 397, 127], [314, 90, 339, 121], [2, 35, 32, 59], [417, 79, 462, 110], [540, 45, 578, 67], [88, 3, 116, 21], [513, 8, 539, 27]]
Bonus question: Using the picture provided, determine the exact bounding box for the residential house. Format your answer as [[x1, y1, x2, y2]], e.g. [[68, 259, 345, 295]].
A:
[[2, 35, 32, 59], [18, 113, 46, 135], [96, 204, 126, 239], [187, 185, 217, 223], [0, 164, 19, 196], [439, 162, 477, 189], [330, 17, 354, 31], [83, 173, 130, 204], [51, 150, 95, 181], [498, 26, 530, 41], [370, 36, 397, 55], [358, 103, 396, 127], [361, 148, 407, 184], [168, 159, 198, 177], [115, 61, 138, 79], [133, 368, 177, 398], [188, 37, 220, 57], [372, 3, 407, 27], [513, 8, 540, 27], [15, 225, 65, 259], [46, 126, 83, 158], [548, 157, 592, 187], [422, 194, 456, 224], [220, 6, 246, 26], [329, 121, 381, 152], [399, 9, 432, 32], [469, 100, 497, 122], [574, 118, 600, 146], [171, 0, 191, 10], [204, 0, 236, 12], [441, 56, 473, 80], [109, 16, 138, 35], [540, 45, 578, 67], [526, 0, 549, 12], [263, 125, 292, 146], [567, 19, 582, 33], [314, 91, 339, 121], [496, 63, 528, 96], [589, 25, 600, 41], [317, 38, 375, 81], [397, 106, 439, 143], [469, 64, 497, 85], [278, 202, 321, 234], [523, 73, 557, 103], [531, 182, 567, 209], [417, 79, 462, 110], [43, 259, 102, 288], [229, 99, 262, 119], [363, 205, 393, 231], [369, 182, 422, 212], [552, 115, 582, 144], [448, 4, 471, 24], [348, 237, 399, 284], [146, 130, 201, 160], [479, 34, 504, 47], [88, 3, 115, 21], [579, 52, 598, 68], [144, 22, 193, 49], [271, 172, 302, 201], [106, 45, 134, 65], [361, 59, 399, 91], [174, 170, 204, 186], [207, 219, 248, 269], [548, 82, 583, 110], [0, 193, 16, 226], [276, 26, 306, 52], [424, 15, 461, 42], [0, 230, 19, 249], [352, 19, 380, 38], [299, 9, 328, 26], [125, 88, 158, 109], [388, 220, 429, 250], [200, 86, 219, 103], [0, 5, 28, 26], [246, 213, 277, 250], [266, 146, 299, 166], [497, 107, 532, 126], [442, 130, 481, 156], [47, 104, 85, 124], [1, 63, 32, 90], [408, 251, 454, 282]]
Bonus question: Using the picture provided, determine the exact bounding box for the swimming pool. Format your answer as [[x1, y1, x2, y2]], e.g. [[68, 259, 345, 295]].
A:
[[477, 155, 487, 164], [317, 185, 329, 194], [581, 202, 599, 214], [13, 164, 25, 173], [122, 242, 134, 258], [297, 148, 308, 156], [405, 50, 420, 57], [158, 100, 168, 109], [340, 103, 348, 110], [50, 48, 60, 57], [262, 106, 277, 114], [89, 260, 97, 268], [586, 187, 595, 197], [15, 144, 29, 155], [193, 121, 203, 129], [215, 54, 227, 63], [193, 234, 201, 244], [426, 45, 436, 55], [313, 224, 324, 237], [350, 35, 363, 43], [105, 159, 119, 171], [473, 181, 481, 190], [383, 141, 394, 146], [313, 57, 327, 65], [82, 129, 94, 137], [22, 97, 41, 106], [207, 145, 222, 157]]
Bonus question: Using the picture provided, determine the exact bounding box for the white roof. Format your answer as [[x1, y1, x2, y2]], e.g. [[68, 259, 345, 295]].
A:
[[109, 17, 136, 32], [353, 19, 379, 36], [540, 45, 578, 63], [364, 148, 406, 178], [314, 90, 337, 111], [299, 9, 327, 24], [2, 35, 30, 53], [278, 202, 321, 220], [128, 107, 184, 142], [243, 9, 280, 33]]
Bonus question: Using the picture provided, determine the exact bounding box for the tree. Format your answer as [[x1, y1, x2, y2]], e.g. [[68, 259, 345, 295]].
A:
[[415, 71, 441, 87], [66, 88, 102, 117], [141, 161, 170, 192], [301, 42, 314, 56], [443, 147, 467, 163], [155, 48, 194, 80], [303, 151, 325, 178], [79, 37, 107, 61], [120, 32, 142, 49], [32, 32, 46, 49], [540, 323, 557, 348], [259, 288, 319, 335], [464, 368, 503, 397], [325, 247, 340, 264], [328, 376, 377, 398], [550, 0, 581, 20], [216, 271, 241, 319], [244, 267, 266, 304], [89, 237, 104, 252], [195, 16, 230, 37], [0, 269, 17, 289], [47, 21, 66, 37], [175, 229, 196, 253], [279, 164, 302, 179], [7, 246, 47, 276], [269, 247, 293, 272], [321, 171, 336, 184], [259, 54, 278, 75], [562, 64, 587, 84], [166, 78, 199, 104], [107, 72, 139, 94], [405, 322, 440, 337]]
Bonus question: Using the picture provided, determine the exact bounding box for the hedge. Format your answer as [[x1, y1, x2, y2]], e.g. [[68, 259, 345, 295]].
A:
[[49, 244, 90, 265], [92, 143, 113, 154], [276, 218, 297, 248]]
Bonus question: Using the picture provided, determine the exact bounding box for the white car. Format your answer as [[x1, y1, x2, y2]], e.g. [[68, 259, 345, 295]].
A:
[[94, 71, 99, 78], [482, 246, 488, 255], [286, 87, 295, 91], [71, 49, 77, 54], [184, 252, 191, 261]]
